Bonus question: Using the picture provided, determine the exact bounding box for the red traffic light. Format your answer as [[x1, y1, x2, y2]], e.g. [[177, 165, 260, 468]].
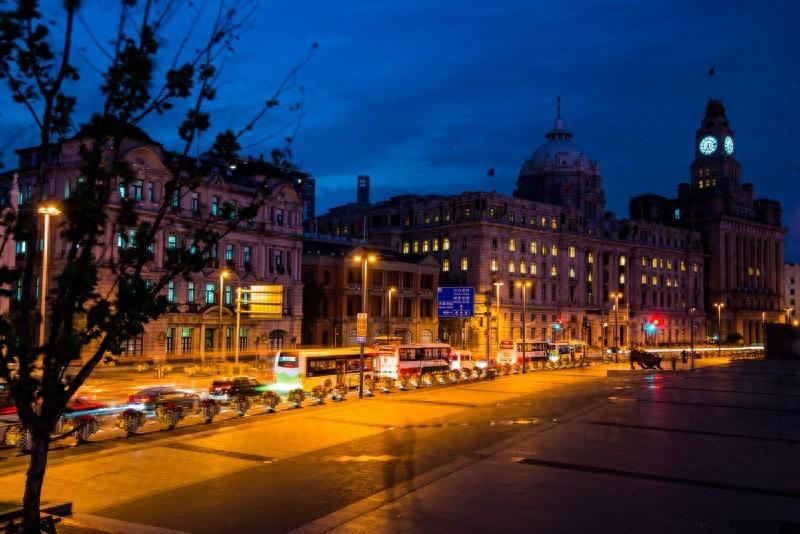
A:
[[653, 319, 660, 326]]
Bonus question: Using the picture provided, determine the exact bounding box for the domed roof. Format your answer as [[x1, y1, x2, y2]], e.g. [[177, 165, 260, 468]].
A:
[[524, 103, 593, 173]]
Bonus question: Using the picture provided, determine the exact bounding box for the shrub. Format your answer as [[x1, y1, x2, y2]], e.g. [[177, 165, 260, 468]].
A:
[[261, 391, 281, 412], [117, 409, 146, 436], [287, 388, 305, 408]]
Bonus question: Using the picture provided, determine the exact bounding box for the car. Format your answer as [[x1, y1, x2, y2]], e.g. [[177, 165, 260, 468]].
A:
[[128, 386, 198, 411], [208, 376, 264, 402]]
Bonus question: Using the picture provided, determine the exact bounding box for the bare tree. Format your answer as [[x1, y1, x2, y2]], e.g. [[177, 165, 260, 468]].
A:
[[0, 1, 314, 530]]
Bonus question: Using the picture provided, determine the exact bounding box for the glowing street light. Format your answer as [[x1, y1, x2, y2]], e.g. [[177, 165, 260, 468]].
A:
[[785, 307, 794, 324], [610, 291, 623, 362], [493, 280, 503, 353], [713, 302, 725, 357], [219, 269, 230, 357], [515, 280, 532, 373], [353, 253, 377, 398], [37, 205, 61, 347], [386, 286, 396, 343]]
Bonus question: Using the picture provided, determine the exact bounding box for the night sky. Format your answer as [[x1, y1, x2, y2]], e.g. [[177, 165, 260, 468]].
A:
[[1, 0, 799, 258]]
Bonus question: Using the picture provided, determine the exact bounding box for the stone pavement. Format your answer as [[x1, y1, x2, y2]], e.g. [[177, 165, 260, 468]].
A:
[[295, 359, 800, 534]]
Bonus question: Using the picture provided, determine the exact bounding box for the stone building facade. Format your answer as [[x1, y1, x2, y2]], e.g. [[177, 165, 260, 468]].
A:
[[316, 106, 707, 355], [0, 175, 18, 315], [4, 130, 304, 361], [630, 100, 785, 344], [302, 240, 439, 347]]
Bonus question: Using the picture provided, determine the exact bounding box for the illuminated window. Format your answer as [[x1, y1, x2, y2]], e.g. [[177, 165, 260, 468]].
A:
[[489, 207, 497, 219], [641, 274, 647, 285], [433, 239, 439, 251], [651, 258, 657, 268], [680, 261, 686, 271], [508, 239, 516, 252], [443, 237, 450, 251], [520, 261, 527, 274], [619, 255, 626, 266], [666, 277, 672, 287], [619, 273, 626, 284], [569, 246, 576, 258], [187, 282, 195, 303], [464, 208, 471, 218], [674, 208, 681, 220], [413, 241, 419, 253], [205, 283, 216, 304], [666, 260, 673, 270], [509, 212, 515, 223], [659, 259, 664, 269], [530, 241, 537, 255], [587, 252, 594, 264], [569, 266, 576, 279], [460, 257, 469, 271], [490, 257, 498, 272], [442, 259, 450, 272], [167, 235, 178, 249], [692, 263, 699, 272], [541, 216, 547, 227], [508, 260, 515, 273], [225, 244, 234, 261], [530, 262, 537, 275], [402, 242, 410, 254], [444, 211, 451, 221], [422, 240, 429, 253], [587, 272, 593, 282], [651, 275, 658, 285], [641, 256, 647, 267], [551, 245, 558, 256], [542, 244, 548, 256], [550, 264, 558, 277], [551, 217, 558, 230], [167, 281, 176, 303], [424, 214, 430, 224]]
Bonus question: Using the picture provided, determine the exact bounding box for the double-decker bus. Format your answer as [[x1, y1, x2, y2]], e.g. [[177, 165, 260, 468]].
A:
[[269, 347, 379, 393], [496, 340, 553, 366], [376, 343, 452, 379]]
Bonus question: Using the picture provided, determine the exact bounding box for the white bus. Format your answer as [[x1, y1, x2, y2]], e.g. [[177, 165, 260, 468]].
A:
[[269, 347, 379, 393], [496, 340, 552, 366], [553, 340, 589, 365], [376, 343, 452, 379]]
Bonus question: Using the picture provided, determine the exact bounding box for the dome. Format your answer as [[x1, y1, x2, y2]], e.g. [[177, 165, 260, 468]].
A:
[[520, 98, 596, 174]]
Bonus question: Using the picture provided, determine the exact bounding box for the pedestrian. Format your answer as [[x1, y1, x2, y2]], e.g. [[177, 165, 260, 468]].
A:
[[681, 349, 688, 364], [671, 354, 677, 370]]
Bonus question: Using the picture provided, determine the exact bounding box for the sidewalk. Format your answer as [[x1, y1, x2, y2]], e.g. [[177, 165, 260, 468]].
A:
[[295, 359, 800, 534]]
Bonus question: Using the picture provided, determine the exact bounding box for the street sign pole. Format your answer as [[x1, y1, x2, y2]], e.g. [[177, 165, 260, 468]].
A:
[[357, 312, 368, 399]]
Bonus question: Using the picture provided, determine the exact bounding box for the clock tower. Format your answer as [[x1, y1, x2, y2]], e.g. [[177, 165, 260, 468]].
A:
[[690, 99, 740, 190]]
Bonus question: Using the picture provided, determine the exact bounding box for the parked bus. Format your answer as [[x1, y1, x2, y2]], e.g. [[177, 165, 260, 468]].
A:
[[496, 340, 552, 366], [449, 349, 475, 371], [376, 343, 452, 379], [269, 347, 379, 393]]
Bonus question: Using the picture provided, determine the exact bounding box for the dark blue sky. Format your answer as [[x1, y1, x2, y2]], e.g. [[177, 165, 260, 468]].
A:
[[2, 0, 799, 258]]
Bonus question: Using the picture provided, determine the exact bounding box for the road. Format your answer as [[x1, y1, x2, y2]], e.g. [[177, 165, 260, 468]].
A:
[[0, 359, 730, 533]]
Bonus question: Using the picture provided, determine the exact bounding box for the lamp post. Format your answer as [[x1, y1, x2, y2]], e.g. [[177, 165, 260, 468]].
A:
[[516, 281, 532, 373], [354, 253, 377, 399], [219, 269, 230, 359], [785, 307, 793, 325], [493, 280, 503, 353], [610, 291, 622, 363], [713, 302, 724, 358], [386, 286, 396, 343], [37, 205, 61, 347], [761, 311, 766, 345], [689, 307, 696, 370]]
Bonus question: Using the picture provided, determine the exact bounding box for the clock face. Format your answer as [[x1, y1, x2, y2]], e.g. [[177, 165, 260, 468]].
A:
[[699, 136, 718, 155], [724, 136, 734, 155]]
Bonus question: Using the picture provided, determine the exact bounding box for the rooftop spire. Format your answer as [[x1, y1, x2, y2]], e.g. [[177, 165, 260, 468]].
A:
[[555, 96, 564, 130]]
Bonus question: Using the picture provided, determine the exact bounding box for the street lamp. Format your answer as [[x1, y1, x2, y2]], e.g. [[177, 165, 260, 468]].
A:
[[689, 307, 696, 370], [713, 302, 725, 358], [785, 307, 794, 324], [353, 253, 377, 399], [219, 269, 230, 358], [386, 286, 396, 343], [515, 281, 532, 373], [37, 205, 61, 347], [493, 280, 503, 353], [610, 291, 623, 363]]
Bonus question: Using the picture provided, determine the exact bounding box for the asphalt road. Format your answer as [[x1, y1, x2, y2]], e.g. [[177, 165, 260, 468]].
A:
[[83, 372, 626, 533]]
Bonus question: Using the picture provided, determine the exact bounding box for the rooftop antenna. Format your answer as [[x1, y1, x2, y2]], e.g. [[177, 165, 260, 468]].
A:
[[555, 96, 564, 130]]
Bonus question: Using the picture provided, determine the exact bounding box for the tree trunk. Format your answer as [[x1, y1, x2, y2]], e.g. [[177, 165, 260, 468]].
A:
[[22, 428, 50, 533]]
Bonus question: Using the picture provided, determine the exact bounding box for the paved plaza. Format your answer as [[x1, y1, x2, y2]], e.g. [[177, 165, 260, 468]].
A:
[[2, 357, 798, 533], [297, 359, 800, 534]]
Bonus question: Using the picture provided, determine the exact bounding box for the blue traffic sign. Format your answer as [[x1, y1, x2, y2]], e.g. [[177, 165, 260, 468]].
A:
[[437, 287, 475, 318]]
